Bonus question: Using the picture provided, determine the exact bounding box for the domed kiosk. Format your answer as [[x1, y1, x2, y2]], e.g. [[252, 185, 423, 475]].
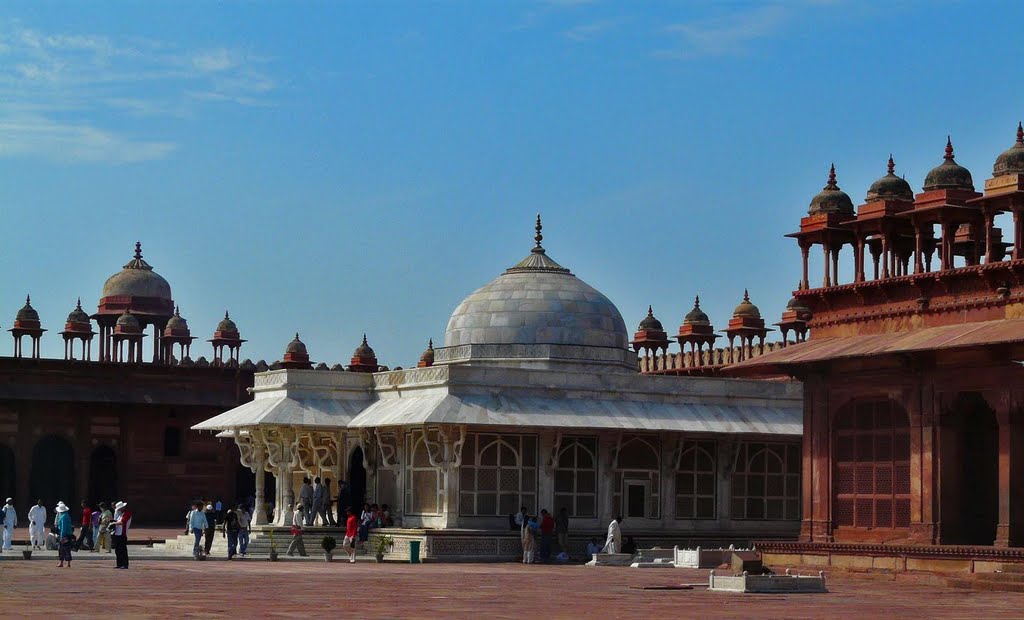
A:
[[440, 216, 634, 371], [93, 242, 175, 362]]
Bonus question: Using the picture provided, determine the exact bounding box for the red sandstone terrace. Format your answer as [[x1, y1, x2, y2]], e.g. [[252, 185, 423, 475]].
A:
[[5, 562, 1024, 619]]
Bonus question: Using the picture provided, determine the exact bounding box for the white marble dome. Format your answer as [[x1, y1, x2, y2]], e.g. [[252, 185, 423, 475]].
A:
[[443, 243, 628, 350]]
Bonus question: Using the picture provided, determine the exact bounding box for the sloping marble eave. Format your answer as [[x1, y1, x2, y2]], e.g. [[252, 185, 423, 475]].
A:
[[191, 395, 363, 431], [347, 393, 801, 436]]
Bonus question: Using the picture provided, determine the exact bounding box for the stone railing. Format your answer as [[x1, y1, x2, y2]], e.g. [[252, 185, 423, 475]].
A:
[[638, 341, 790, 374]]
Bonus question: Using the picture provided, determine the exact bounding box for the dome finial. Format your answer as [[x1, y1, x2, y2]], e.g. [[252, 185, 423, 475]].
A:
[[887, 154, 895, 175], [826, 163, 838, 189], [1017, 122, 1023, 145], [76, 297, 82, 309], [534, 213, 543, 249], [647, 305, 654, 317], [428, 338, 433, 349], [743, 288, 750, 302], [25, 294, 31, 305], [945, 135, 954, 161], [224, 310, 230, 319], [294, 332, 300, 340], [134, 241, 142, 260], [362, 333, 368, 345]]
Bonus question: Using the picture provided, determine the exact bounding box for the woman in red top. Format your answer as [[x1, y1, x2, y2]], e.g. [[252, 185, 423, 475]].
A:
[[344, 507, 359, 564]]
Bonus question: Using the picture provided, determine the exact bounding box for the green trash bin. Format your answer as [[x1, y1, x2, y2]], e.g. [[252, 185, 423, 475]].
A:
[[409, 539, 421, 564]]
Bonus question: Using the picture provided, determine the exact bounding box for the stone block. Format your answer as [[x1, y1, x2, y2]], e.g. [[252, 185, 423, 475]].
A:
[[831, 554, 873, 570], [905, 557, 972, 573]]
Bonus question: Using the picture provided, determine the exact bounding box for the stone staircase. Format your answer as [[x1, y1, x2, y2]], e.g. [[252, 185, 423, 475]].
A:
[[947, 563, 1024, 593], [152, 528, 370, 558]]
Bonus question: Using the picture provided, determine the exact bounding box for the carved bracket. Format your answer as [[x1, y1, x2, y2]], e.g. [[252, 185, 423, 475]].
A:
[[375, 429, 401, 469], [547, 431, 564, 471]]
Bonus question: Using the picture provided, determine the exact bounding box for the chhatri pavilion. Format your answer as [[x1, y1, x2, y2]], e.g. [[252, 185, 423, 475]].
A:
[[194, 218, 802, 556]]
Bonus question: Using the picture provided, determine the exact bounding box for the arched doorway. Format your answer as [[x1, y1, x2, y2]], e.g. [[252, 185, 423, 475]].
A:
[[955, 392, 998, 545], [88, 445, 118, 506], [30, 435, 76, 510], [349, 446, 367, 511], [0, 444, 15, 502]]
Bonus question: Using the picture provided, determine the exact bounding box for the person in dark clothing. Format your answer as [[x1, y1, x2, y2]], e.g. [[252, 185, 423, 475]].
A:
[[75, 501, 94, 551], [336, 480, 351, 524], [222, 507, 241, 559], [203, 503, 216, 555], [538, 509, 555, 562]]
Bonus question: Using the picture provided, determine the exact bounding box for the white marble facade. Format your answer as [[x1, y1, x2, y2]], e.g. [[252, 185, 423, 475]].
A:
[[195, 225, 803, 538]]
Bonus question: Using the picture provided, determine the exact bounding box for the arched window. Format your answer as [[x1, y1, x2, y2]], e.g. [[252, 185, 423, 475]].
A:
[[163, 427, 182, 458], [554, 437, 597, 517], [675, 439, 717, 520], [613, 436, 660, 519], [459, 434, 536, 516], [833, 400, 911, 530], [731, 442, 800, 520], [405, 431, 441, 515]]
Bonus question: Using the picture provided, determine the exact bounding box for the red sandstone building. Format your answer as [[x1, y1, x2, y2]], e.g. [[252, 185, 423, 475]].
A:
[[729, 125, 1024, 569], [0, 244, 259, 521]]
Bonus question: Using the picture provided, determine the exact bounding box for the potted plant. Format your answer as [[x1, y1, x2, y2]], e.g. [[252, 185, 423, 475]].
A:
[[268, 529, 279, 562], [371, 533, 394, 563], [321, 535, 337, 562], [22, 544, 31, 560]]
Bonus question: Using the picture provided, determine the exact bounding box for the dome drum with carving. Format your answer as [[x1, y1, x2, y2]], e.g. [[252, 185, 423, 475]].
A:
[[440, 216, 634, 370], [12, 295, 42, 329], [96, 242, 174, 321]]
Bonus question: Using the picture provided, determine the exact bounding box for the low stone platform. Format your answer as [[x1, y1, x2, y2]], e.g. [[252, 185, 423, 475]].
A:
[[756, 540, 1024, 576], [586, 552, 634, 566], [709, 569, 828, 593]]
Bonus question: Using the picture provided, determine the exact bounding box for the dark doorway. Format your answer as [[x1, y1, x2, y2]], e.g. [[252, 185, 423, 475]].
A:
[[349, 446, 367, 511], [235, 462, 254, 505], [0, 444, 15, 502], [88, 445, 118, 505], [30, 435, 76, 510], [625, 481, 648, 518], [959, 393, 999, 545]]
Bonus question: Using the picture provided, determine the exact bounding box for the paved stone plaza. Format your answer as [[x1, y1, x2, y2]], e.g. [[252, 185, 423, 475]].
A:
[[4, 559, 1023, 618]]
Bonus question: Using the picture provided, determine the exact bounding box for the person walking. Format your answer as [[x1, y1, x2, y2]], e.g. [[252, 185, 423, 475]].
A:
[[600, 515, 623, 554], [28, 499, 46, 550], [555, 507, 569, 553], [187, 502, 208, 559], [236, 503, 251, 557], [2, 497, 16, 551], [75, 501, 93, 551], [521, 512, 538, 564], [94, 502, 113, 553], [55, 501, 74, 568], [312, 477, 324, 526], [111, 500, 132, 569], [203, 504, 216, 556], [286, 504, 307, 557], [343, 507, 358, 563], [90, 506, 102, 552], [538, 509, 555, 563], [223, 506, 240, 559], [358, 502, 373, 547]]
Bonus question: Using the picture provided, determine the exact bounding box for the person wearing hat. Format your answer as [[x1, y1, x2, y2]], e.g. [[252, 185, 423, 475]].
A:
[[110, 500, 132, 569], [1, 497, 16, 551], [55, 501, 74, 567], [28, 499, 46, 550], [203, 503, 216, 556], [94, 502, 113, 553]]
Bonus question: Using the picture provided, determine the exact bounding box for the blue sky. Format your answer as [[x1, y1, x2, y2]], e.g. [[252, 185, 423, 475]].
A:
[[1, 1, 1023, 367]]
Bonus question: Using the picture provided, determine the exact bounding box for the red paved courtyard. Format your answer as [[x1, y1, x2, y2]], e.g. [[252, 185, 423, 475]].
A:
[[4, 560, 1023, 619]]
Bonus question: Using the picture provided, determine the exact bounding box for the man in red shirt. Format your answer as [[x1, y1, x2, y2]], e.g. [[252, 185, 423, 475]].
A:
[[539, 509, 556, 563], [75, 501, 93, 551], [344, 507, 359, 564]]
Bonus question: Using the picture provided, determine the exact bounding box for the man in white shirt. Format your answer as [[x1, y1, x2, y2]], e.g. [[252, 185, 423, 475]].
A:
[[2, 498, 16, 550], [236, 503, 251, 556], [27, 499, 46, 550], [601, 515, 623, 554], [311, 477, 323, 526]]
